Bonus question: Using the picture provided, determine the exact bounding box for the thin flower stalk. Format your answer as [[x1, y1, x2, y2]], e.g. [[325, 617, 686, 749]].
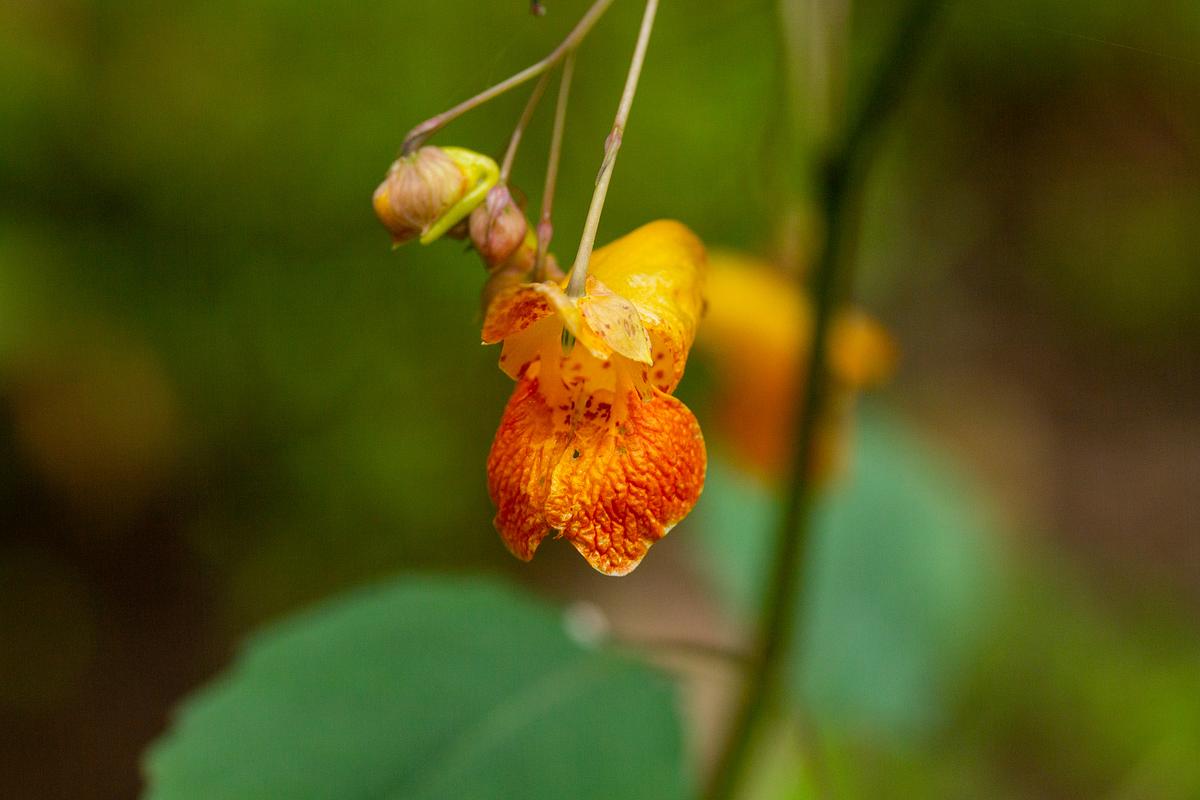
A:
[[501, 71, 552, 183], [566, 0, 659, 299], [535, 50, 576, 281], [401, 0, 615, 154]]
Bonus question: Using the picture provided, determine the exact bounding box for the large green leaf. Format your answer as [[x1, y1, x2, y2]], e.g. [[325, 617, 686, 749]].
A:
[[143, 577, 690, 800], [696, 404, 1000, 739]]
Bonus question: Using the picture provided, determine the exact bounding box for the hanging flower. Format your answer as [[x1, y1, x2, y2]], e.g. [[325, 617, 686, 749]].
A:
[[482, 220, 707, 575], [698, 250, 897, 480]]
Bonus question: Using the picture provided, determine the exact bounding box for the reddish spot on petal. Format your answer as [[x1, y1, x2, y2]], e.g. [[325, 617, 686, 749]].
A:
[[543, 389, 706, 575]]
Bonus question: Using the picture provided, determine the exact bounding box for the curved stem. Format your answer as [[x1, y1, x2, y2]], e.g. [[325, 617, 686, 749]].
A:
[[535, 50, 576, 280], [704, 2, 941, 798], [565, 0, 659, 298], [501, 71, 552, 182], [401, 0, 614, 154]]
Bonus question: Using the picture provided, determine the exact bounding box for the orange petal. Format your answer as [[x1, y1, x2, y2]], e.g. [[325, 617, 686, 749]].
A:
[[543, 389, 706, 576], [486, 378, 572, 561], [481, 284, 555, 345]]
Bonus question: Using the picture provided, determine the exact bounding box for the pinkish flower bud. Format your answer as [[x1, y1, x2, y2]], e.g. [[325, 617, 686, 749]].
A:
[[469, 185, 529, 267], [373, 147, 469, 244]]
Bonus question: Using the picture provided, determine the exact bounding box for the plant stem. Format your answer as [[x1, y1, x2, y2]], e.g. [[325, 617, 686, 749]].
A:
[[501, 71, 552, 182], [565, 0, 659, 298], [535, 50, 576, 280], [704, 2, 941, 798], [401, 0, 614, 155]]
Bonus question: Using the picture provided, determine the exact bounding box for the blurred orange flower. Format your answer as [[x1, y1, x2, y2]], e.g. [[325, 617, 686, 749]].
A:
[[482, 221, 707, 575], [698, 251, 897, 480]]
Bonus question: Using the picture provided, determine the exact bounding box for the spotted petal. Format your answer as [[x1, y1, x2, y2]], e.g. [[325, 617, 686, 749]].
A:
[[545, 389, 706, 575], [487, 380, 706, 575], [586, 220, 706, 393], [486, 378, 571, 561]]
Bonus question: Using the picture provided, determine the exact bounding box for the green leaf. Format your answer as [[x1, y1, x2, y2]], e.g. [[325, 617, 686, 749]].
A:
[[695, 404, 1000, 739], [143, 577, 690, 800]]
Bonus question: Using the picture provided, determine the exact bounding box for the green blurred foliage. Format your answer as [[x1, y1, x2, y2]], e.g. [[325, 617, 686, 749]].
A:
[[696, 406, 1001, 742], [856, 0, 1200, 348], [698, 411, 1200, 798], [966, 558, 1200, 799]]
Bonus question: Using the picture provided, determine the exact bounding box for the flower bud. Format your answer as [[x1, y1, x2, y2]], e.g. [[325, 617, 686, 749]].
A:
[[373, 147, 470, 245], [469, 185, 529, 267]]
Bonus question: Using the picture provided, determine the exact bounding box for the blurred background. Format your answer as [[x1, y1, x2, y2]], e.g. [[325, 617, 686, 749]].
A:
[[2, 0, 1198, 797]]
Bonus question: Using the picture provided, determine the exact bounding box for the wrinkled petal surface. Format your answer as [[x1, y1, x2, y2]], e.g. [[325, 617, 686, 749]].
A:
[[487, 379, 706, 576], [545, 389, 706, 575], [486, 378, 571, 561]]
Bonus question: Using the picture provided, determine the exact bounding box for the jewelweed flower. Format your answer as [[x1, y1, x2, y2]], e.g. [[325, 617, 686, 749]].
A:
[[482, 220, 707, 575], [698, 251, 896, 479]]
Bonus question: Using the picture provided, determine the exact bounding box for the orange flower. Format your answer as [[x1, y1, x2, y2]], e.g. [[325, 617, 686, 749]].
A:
[[698, 251, 897, 479], [482, 220, 707, 575]]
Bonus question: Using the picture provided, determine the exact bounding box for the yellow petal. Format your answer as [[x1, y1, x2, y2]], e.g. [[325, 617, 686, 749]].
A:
[[697, 250, 897, 479], [578, 276, 653, 364], [586, 220, 707, 393], [701, 250, 810, 366]]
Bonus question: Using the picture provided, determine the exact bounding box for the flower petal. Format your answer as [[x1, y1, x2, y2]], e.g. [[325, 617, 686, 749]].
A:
[[482, 284, 614, 381], [578, 277, 653, 364], [587, 220, 707, 393], [486, 378, 572, 561], [484, 282, 605, 353], [481, 285, 555, 346], [543, 389, 706, 576]]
